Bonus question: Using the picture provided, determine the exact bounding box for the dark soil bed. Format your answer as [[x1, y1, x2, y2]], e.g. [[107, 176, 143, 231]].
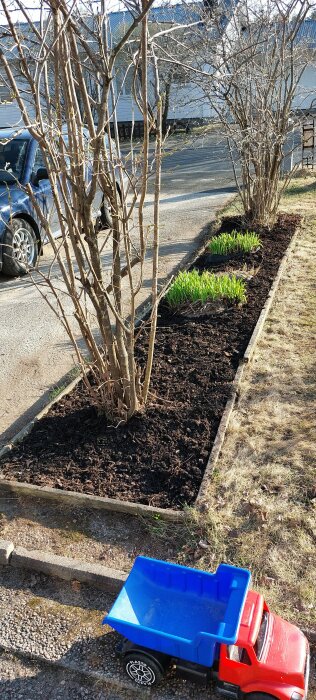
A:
[[0, 214, 300, 509], [198, 247, 263, 270]]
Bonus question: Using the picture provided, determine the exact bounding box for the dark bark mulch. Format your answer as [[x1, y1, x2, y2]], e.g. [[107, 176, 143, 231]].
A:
[[0, 214, 300, 509]]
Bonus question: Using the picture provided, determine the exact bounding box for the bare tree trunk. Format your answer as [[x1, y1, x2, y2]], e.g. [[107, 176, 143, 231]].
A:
[[143, 88, 162, 404]]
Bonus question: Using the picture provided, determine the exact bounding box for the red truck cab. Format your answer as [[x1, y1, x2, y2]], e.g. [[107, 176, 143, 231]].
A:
[[218, 590, 309, 700]]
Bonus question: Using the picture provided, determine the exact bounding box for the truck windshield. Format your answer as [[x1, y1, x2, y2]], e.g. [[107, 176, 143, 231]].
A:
[[254, 611, 269, 660], [0, 139, 28, 184]]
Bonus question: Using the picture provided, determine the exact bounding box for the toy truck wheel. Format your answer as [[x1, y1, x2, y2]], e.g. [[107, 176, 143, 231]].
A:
[[246, 694, 278, 700], [125, 652, 164, 686]]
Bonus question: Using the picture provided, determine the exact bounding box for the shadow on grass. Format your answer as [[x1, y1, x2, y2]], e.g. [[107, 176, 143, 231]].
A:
[[283, 179, 316, 198]]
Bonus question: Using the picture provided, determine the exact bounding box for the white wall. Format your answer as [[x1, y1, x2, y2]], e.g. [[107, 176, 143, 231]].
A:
[[114, 95, 143, 123], [2, 67, 315, 130], [111, 80, 213, 123], [0, 100, 25, 128], [292, 65, 316, 111], [168, 82, 213, 121]]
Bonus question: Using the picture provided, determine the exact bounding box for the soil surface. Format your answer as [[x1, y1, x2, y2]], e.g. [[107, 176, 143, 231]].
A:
[[0, 214, 300, 509]]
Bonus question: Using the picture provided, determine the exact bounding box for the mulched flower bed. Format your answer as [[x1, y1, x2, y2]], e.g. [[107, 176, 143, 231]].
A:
[[0, 213, 300, 509]]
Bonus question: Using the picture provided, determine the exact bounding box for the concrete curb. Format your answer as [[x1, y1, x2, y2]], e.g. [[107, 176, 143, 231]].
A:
[[195, 223, 301, 508], [11, 546, 127, 593], [0, 643, 146, 697], [0, 539, 14, 565], [0, 537, 126, 593]]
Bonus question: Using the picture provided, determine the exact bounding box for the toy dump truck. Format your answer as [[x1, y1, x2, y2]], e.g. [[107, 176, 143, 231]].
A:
[[102, 557, 310, 699]]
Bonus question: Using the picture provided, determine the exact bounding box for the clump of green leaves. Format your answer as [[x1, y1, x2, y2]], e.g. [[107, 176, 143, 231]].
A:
[[209, 230, 261, 255], [166, 270, 246, 307]]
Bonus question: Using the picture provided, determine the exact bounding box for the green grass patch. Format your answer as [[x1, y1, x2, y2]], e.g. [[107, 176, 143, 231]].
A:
[[208, 230, 261, 256], [166, 270, 247, 307], [27, 597, 42, 609], [48, 366, 81, 401], [60, 527, 86, 543], [49, 384, 68, 401]]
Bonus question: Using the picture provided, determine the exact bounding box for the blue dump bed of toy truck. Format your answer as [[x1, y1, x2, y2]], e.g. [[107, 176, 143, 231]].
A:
[[103, 557, 251, 667]]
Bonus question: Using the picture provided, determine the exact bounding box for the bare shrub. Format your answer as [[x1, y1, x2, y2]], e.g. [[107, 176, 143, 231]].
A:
[[0, 0, 164, 421]]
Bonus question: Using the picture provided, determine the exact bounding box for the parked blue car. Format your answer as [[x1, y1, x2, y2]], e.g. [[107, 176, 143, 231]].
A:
[[0, 128, 116, 277]]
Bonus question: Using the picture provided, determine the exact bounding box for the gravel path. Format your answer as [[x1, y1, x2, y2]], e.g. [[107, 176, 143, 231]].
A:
[[0, 650, 126, 699], [0, 565, 217, 700]]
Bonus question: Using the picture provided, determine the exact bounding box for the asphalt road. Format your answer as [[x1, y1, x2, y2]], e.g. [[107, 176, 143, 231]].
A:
[[0, 133, 236, 445], [159, 132, 235, 194]]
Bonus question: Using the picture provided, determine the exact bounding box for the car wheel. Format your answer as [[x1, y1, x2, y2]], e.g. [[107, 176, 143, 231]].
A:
[[125, 652, 164, 686], [2, 218, 38, 276]]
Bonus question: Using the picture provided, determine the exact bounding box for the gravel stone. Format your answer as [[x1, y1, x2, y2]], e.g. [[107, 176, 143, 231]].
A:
[[0, 650, 128, 699]]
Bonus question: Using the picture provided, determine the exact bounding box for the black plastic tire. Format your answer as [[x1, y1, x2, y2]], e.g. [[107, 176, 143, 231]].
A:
[[125, 652, 164, 687], [2, 218, 38, 276], [246, 694, 278, 700]]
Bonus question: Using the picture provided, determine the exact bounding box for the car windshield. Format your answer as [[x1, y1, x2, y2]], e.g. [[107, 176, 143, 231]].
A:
[[254, 611, 269, 660], [0, 138, 28, 184]]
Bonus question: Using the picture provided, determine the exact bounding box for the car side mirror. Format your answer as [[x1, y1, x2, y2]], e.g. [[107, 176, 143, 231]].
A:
[[34, 167, 49, 185]]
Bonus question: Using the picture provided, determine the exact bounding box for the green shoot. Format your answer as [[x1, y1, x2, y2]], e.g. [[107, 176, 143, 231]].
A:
[[208, 230, 261, 255], [166, 270, 247, 307]]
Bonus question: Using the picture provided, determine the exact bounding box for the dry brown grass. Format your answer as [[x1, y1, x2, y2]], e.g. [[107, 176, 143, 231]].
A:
[[183, 173, 316, 628]]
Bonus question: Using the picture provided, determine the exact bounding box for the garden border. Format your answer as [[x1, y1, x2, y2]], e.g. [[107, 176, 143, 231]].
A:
[[0, 538, 126, 592], [0, 479, 185, 522], [0, 213, 301, 521]]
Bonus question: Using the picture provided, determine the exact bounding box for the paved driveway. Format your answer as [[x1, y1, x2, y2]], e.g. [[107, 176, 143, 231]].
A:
[[0, 133, 236, 445]]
